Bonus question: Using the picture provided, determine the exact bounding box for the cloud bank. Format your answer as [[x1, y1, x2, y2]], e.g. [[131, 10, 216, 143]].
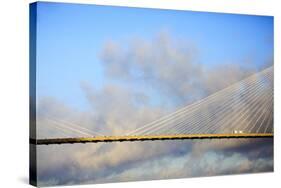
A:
[[36, 32, 273, 186]]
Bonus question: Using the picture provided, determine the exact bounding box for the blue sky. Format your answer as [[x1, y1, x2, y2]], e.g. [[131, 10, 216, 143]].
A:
[[36, 2, 273, 110]]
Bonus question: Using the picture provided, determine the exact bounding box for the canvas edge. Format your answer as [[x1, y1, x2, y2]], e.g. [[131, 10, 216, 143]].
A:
[[29, 2, 38, 187]]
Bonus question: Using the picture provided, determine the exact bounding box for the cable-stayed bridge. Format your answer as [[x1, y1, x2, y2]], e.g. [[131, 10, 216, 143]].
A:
[[31, 66, 273, 145]]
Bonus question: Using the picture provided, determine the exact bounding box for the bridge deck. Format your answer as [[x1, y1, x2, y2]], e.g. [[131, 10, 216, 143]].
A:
[[30, 133, 273, 145]]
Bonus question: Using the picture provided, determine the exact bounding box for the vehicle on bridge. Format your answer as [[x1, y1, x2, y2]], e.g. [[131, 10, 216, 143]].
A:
[[233, 130, 244, 134]]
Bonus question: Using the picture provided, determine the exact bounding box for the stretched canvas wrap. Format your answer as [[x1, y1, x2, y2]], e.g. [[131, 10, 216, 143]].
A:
[[29, 2, 274, 187]]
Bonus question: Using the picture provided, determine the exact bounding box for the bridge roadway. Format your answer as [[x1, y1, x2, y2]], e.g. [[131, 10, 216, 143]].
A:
[[30, 133, 273, 145]]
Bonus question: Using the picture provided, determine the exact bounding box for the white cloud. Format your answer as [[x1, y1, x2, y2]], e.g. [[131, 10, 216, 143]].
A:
[[35, 32, 273, 186]]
